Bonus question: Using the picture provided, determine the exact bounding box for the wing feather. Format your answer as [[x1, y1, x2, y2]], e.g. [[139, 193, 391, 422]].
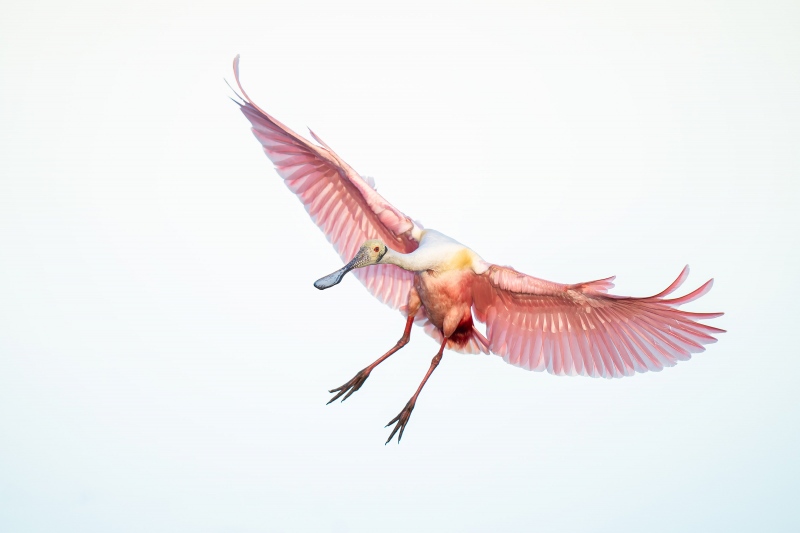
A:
[[473, 264, 724, 378], [233, 56, 419, 310]]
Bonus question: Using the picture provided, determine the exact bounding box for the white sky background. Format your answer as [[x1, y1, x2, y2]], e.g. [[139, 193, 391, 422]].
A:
[[1, 1, 798, 531]]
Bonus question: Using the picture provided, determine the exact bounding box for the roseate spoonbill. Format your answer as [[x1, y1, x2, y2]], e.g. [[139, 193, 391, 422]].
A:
[[231, 56, 724, 444]]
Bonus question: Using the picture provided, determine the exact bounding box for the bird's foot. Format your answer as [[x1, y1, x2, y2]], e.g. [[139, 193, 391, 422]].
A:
[[327, 368, 371, 404], [385, 399, 415, 444]]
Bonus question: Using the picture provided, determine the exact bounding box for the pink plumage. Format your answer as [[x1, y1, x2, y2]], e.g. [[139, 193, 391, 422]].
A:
[[473, 265, 722, 378], [232, 56, 724, 443], [233, 57, 417, 311]]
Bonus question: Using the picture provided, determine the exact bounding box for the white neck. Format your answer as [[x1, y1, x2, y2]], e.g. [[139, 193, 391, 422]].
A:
[[381, 248, 425, 272]]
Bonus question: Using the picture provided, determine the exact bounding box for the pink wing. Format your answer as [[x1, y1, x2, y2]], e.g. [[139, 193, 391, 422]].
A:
[[472, 265, 725, 378], [233, 57, 418, 310]]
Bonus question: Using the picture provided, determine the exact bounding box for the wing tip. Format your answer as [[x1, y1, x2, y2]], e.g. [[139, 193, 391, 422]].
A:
[[666, 278, 715, 305], [651, 265, 691, 299], [308, 128, 334, 151], [231, 54, 250, 104]]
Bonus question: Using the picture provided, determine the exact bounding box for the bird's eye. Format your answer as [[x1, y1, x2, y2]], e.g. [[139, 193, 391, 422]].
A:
[[373, 246, 380, 252]]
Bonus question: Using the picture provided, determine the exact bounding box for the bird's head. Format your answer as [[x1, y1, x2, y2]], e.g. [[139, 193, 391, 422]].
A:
[[314, 240, 388, 290]]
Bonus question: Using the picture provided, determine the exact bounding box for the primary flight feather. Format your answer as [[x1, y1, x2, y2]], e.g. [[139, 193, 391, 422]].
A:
[[232, 56, 724, 444]]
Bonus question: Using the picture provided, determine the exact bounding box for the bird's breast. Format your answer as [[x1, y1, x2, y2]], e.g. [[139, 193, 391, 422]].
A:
[[415, 269, 475, 336]]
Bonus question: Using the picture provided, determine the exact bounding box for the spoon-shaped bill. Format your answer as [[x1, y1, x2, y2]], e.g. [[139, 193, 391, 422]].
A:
[[313, 250, 369, 290], [314, 265, 352, 290]]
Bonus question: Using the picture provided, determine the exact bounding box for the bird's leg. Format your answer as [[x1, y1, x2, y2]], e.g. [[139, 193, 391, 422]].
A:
[[327, 314, 415, 404], [385, 336, 448, 444]]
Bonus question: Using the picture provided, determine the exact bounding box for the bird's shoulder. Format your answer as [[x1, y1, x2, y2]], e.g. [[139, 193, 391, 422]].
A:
[[416, 230, 485, 273]]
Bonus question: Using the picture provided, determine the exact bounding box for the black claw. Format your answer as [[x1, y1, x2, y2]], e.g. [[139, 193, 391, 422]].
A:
[[327, 369, 370, 405], [385, 426, 400, 445], [384, 401, 415, 444], [341, 389, 357, 402], [326, 387, 347, 404]]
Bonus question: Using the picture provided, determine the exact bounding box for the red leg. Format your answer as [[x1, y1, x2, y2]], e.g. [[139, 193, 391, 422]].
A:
[[385, 335, 448, 444], [327, 314, 415, 404]]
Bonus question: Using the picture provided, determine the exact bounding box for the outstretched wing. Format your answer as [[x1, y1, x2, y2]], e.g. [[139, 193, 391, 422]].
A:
[[233, 56, 418, 310], [472, 265, 725, 378]]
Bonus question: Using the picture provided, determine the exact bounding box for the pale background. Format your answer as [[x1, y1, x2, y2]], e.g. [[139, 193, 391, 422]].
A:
[[1, 1, 798, 531]]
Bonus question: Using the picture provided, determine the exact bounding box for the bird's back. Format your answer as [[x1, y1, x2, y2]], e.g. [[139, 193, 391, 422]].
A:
[[405, 230, 485, 274]]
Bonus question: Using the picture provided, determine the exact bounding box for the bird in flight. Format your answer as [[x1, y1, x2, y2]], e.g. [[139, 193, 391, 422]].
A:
[[231, 56, 724, 444]]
